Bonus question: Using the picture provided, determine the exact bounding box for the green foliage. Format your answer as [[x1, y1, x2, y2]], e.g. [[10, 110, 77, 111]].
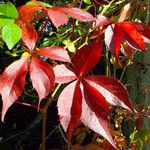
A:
[[0, 17, 14, 26], [83, 0, 91, 5], [0, 2, 18, 19], [130, 129, 149, 150], [27, 1, 52, 8], [2, 24, 21, 50]]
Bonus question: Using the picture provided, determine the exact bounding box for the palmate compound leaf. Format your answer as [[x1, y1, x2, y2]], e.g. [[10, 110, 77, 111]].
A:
[[29, 56, 55, 108], [35, 46, 71, 62], [0, 57, 30, 121], [105, 22, 147, 63], [47, 6, 94, 28], [22, 25, 38, 51], [54, 39, 134, 147]]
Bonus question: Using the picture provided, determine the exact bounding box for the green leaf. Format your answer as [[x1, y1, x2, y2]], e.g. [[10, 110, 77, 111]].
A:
[[27, 1, 52, 8], [0, 16, 14, 26], [130, 129, 148, 142], [2, 24, 21, 50], [134, 139, 143, 150], [83, 0, 91, 4], [0, 2, 18, 19]]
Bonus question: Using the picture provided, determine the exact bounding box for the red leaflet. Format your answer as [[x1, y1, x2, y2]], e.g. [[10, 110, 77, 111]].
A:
[[53, 65, 77, 84], [57, 80, 80, 132], [67, 81, 82, 142], [35, 46, 71, 62], [84, 75, 134, 112], [72, 40, 102, 77], [0, 57, 29, 121], [113, 24, 124, 63], [47, 6, 94, 28], [82, 81, 115, 146], [60, 7, 95, 22], [134, 22, 150, 43], [119, 22, 145, 50], [47, 7, 68, 28], [22, 25, 38, 51], [104, 24, 115, 54], [94, 15, 111, 29], [18, 5, 42, 24], [29, 56, 55, 108], [105, 22, 148, 63]]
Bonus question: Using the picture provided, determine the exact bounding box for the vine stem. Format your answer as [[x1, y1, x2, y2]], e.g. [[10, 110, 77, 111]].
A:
[[106, 49, 110, 76], [119, 60, 130, 82], [38, 19, 49, 36], [41, 83, 61, 150], [146, 0, 150, 25]]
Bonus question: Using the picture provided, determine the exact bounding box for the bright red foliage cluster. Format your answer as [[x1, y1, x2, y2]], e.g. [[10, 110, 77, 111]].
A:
[[0, 1, 150, 148]]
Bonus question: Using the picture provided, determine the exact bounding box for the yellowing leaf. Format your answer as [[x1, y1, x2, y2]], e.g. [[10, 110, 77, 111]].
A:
[[21, 52, 30, 58], [118, 3, 131, 22], [63, 39, 76, 52]]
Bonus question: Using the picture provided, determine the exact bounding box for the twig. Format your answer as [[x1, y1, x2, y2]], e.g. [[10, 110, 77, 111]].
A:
[[146, 0, 150, 25], [120, 60, 131, 82], [105, 49, 110, 76], [15, 101, 39, 110], [100, 0, 115, 15], [41, 83, 62, 150], [58, 124, 68, 143]]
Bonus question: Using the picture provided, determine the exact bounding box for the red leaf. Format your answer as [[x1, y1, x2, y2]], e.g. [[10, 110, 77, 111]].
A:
[[53, 65, 77, 84], [104, 24, 115, 54], [47, 7, 68, 28], [29, 56, 55, 107], [105, 22, 146, 63], [60, 7, 95, 22], [84, 75, 134, 112], [57, 80, 81, 132], [135, 22, 150, 43], [94, 15, 110, 29], [81, 81, 115, 147], [114, 24, 124, 63], [35, 46, 71, 62], [116, 22, 145, 50], [72, 40, 102, 77], [0, 57, 29, 121], [67, 81, 82, 142], [47, 6, 94, 28], [22, 25, 38, 51], [18, 5, 42, 24]]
